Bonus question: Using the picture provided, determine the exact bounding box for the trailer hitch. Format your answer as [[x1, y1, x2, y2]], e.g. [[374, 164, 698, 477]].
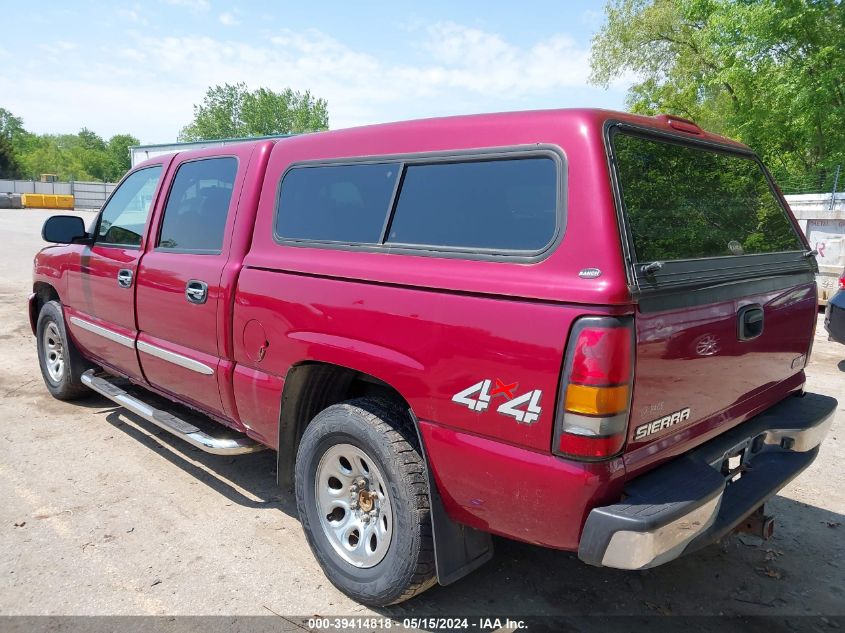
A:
[[734, 505, 775, 540]]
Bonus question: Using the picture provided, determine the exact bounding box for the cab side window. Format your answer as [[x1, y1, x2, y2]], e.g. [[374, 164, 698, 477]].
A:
[[96, 166, 163, 247], [157, 157, 238, 254]]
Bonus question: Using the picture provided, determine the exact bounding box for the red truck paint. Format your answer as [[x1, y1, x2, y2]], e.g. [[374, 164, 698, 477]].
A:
[[31, 108, 820, 558], [625, 282, 817, 477]]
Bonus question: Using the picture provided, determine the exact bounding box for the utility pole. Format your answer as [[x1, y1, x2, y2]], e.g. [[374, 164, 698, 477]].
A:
[[830, 164, 841, 211]]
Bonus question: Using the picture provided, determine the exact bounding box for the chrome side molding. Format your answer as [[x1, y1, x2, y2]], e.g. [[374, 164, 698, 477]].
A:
[[137, 340, 215, 376], [69, 316, 135, 349], [68, 315, 215, 376], [81, 371, 264, 455]]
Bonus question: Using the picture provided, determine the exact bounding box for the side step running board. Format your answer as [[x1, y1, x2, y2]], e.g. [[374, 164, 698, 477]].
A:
[[81, 370, 265, 455]]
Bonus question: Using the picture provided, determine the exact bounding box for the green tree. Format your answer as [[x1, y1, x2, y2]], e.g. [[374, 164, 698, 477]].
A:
[[105, 133, 139, 180], [178, 83, 329, 141], [0, 107, 25, 177], [0, 137, 22, 178], [0, 107, 25, 143], [11, 132, 131, 181], [590, 0, 845, 189]]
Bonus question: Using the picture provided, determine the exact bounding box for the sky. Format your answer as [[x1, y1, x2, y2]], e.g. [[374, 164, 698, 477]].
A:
[[0, 1, 632, 145]]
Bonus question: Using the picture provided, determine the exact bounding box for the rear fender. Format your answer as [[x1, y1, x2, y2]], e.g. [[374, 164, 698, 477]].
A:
[[276, 357, 493, 587]]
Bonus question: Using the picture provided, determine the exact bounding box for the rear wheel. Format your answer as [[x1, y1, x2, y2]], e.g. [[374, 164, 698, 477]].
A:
[[295, 398, 436, 605], [36, 300, 91, 400]]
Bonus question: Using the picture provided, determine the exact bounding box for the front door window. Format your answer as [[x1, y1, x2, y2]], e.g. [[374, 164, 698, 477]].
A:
[[96, 166, 163, 247]]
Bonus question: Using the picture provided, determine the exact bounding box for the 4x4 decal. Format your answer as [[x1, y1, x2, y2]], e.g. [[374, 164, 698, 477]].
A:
[[452, 378, 542, 425]]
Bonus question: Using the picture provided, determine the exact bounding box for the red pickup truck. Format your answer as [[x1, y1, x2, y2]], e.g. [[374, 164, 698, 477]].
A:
[[31, 109, 836, 605]]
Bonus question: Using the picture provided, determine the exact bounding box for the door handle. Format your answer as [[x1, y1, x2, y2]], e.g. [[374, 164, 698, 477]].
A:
[[117, 269, 133, 288], [737, 305, 764, 341], [185, 280, 208, 304]]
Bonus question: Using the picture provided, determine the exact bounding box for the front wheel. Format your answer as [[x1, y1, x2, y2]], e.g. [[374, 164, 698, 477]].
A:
[[295, 398, 436, 605], [36, 300, 91, 400]]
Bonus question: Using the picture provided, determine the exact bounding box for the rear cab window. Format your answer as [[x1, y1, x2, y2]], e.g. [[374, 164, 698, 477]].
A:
[[274, 149, 562, 259], [157, 157, 238, 254], [609, 128, 807, 287]]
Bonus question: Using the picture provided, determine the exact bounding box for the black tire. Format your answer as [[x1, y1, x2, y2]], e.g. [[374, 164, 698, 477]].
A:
[[36, 300, 92, 400], [295, 397, 436, 606]]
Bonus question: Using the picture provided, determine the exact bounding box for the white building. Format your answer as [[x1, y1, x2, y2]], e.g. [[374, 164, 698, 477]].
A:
[[785, 192, 845, 303], [129, 134, 293, 167]]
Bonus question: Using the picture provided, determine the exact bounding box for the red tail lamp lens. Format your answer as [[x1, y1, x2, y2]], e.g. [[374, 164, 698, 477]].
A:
[[554, 318, 635, 460], [569, 326, 632, 386]]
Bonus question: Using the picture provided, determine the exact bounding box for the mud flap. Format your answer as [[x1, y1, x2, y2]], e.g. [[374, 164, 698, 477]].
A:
[[427, 464, 494, 585], [408, 411, 494, 585]]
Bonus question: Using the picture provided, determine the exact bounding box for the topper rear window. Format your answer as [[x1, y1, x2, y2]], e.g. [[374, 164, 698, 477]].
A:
[[612, 133, 803, 262]]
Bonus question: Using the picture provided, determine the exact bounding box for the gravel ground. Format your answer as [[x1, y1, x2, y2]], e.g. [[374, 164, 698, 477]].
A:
[[0, 209, 843, 622]]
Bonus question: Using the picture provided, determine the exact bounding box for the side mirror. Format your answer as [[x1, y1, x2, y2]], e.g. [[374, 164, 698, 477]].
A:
[[42, 215, 89, 244]]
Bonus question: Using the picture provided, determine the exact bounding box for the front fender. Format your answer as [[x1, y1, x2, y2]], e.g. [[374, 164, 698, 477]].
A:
[[33, 245, 72, 302]]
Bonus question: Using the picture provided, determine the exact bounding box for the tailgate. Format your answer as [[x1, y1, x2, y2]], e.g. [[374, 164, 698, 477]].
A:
[[608, 126, 817, 472]]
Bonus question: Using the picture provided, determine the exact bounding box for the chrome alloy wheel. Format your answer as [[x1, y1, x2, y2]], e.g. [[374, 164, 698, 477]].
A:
[[315, 443, 393, 568], [42, 321, 65, 382]]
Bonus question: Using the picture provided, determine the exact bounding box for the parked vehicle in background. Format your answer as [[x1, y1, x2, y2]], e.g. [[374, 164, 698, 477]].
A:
[[30, 109, 836, 605], [824, 272, 845, 345]]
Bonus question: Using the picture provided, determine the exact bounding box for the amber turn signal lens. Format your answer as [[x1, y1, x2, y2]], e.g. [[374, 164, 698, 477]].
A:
[[564, 384, 629, 416]]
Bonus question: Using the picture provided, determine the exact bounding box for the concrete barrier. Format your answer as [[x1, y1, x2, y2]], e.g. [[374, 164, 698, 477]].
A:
[[21, 193, 75, 210]]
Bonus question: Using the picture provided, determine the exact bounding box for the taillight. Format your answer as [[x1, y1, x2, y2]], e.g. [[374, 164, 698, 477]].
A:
[[553, 316, 635, 460], [839, 275, 845, 290]]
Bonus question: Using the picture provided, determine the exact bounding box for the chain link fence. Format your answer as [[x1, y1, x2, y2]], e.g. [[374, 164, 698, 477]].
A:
[[770, 164, 842, 197]]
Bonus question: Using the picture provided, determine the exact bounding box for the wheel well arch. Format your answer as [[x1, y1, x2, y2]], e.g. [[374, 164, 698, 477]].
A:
[[276, 361, 412, 492], [33, 281, 60, 304], [29, 282, 60, 334], [275, 360, 495, 586]]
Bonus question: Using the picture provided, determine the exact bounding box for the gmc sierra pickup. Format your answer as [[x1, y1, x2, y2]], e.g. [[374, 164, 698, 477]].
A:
[[31, 109, 836, 605]]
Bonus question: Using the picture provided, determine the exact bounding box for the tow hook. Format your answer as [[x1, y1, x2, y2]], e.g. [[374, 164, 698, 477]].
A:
[[734, 506, 775, 540]]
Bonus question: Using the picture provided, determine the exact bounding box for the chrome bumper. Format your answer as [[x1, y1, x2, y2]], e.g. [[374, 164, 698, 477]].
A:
[[578, 392, 836, 570]]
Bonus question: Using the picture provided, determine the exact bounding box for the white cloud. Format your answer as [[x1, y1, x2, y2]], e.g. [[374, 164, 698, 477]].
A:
[[118, 5, 147, 25], [413, 22, 591, 95], [0, 22, 631, 143], [163, 0, 209, 11], [581, 9, 604, 27], [219, 12, 239, 26], [117, 48, 147, 63]]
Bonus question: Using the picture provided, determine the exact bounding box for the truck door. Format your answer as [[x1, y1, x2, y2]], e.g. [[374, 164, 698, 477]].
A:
[[65, 164, 168, 381], [134, 153, 244, 418]]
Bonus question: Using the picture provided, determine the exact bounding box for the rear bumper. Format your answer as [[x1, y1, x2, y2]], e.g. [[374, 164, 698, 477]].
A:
[[578, 392, 836, 569]]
